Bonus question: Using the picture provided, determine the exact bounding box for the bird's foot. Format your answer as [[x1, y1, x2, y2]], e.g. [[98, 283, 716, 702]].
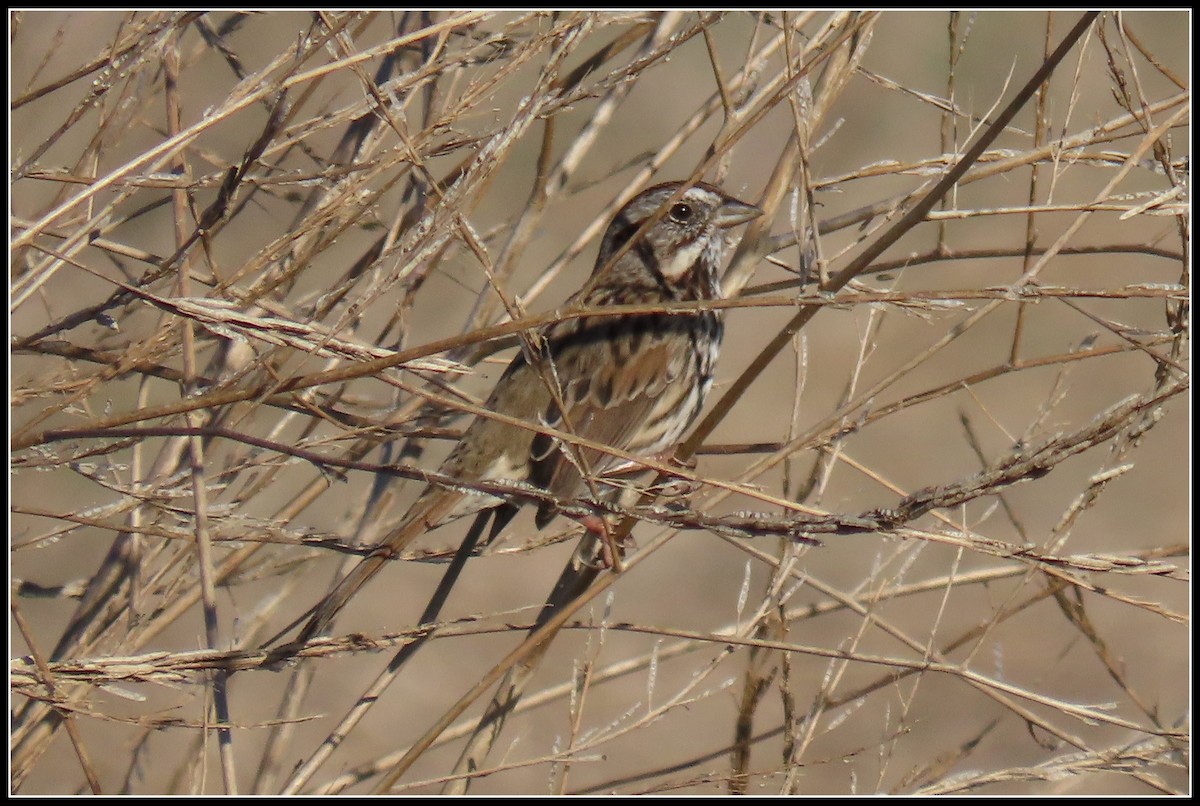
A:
[[576, 514, 633, 572]]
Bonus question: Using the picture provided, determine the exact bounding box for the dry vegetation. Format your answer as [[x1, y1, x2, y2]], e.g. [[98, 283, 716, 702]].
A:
[[9, 10, 1190, 795]]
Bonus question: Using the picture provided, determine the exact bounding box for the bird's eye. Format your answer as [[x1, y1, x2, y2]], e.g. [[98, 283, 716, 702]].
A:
[[668, 202, 693, 223]]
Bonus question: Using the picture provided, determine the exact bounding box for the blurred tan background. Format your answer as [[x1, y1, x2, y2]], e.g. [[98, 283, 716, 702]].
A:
[[10, 11, 1189, 795]]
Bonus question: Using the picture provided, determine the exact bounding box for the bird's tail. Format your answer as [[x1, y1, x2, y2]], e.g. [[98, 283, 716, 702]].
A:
[[291, 491, 460, 644]]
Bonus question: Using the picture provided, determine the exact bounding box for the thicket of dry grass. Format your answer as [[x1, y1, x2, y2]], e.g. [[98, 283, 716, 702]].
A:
[[10, 10, 1190, 795]]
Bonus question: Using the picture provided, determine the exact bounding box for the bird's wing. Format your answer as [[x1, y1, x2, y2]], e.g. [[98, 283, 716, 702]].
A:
[[528, 315, 697, 526]]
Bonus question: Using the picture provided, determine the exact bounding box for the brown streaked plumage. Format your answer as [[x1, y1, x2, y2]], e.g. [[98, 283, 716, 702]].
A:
[[294, 181, 761, 642]]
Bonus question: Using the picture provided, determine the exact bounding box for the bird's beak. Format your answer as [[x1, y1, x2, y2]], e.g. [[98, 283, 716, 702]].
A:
[[714, 197, 763, 228]]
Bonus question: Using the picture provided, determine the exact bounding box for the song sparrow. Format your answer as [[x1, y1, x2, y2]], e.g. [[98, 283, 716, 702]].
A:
[[294, 181, 761, 642]]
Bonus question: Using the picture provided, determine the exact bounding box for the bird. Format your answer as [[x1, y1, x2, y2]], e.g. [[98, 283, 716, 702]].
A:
[[292, 181, 761, 643]]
